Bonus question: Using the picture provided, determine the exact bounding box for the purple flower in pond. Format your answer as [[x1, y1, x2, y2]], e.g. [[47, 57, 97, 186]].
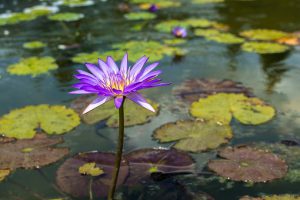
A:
[[172, 26, 187, 38], [70, 53, 170, 114], [148, 4, 158, 12]]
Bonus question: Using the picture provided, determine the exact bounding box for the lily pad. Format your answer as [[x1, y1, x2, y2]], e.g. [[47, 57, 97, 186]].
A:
[[125, 148, 196, 185], [0, 104, 80, 139], [23, 41, 46, 49], [56, 152, 129, 198], [124, 12, 156, 20], [190, 93, 275, 125], [173, 79, 253, 104], [204, 33, 245, 44], [0, 169, 10, 182], [194, 29, 221, 37], [240, 29, 289, 41], [208, 146, 288, 182], [48, 12, 84, 22], [71, 52, 102, 63], [0, 134, 69, 170], [111, 40, 183, 61], [276, 35, 300, 46], [153, 120, 232, 152], [241, 42, 289, 54], [163, 38, 187, 45], [192, 0, 224, 4], [155, 18, 216, 33], [138, 1, 181, 9], [7, 56, 58, 76], [240, 195, 300, 200], [71, 95, 158, 127], [61, 0, 94, 7]]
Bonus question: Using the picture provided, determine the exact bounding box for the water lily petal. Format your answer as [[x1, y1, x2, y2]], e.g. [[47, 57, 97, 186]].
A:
[[127, 92, 155, 112], [120, 53, 128, 76], [83, 96, 112, 114], [114, 96, 124, 109], [130, 56, 148, 79], [106, 56, 119, 73]]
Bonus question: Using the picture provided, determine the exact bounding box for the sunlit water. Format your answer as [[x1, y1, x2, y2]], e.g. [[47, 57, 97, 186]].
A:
[[0, 0, 300, 199]]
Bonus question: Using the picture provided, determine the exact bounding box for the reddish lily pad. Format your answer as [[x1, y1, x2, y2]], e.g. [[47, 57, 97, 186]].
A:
[[208, 146, 288, 182], [0, 134, 69, 170], [173, 79, 253, 103], [56, 152, 129, 198], [124, 148, 196, 185]]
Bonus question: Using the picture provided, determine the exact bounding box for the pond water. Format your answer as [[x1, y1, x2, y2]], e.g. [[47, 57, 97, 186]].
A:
[[0, 0, 300, 200]]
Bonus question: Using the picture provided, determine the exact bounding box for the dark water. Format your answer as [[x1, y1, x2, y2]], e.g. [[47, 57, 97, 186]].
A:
[[0, 0, 300, 199]]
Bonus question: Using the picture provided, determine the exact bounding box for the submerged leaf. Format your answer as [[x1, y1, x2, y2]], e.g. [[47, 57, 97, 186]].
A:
[[153, 120, 232, 152], [7, 57, 58, 76], [190, 93, 275, 125], [0, 105, 80, 139], [240, 29, 288, 41], [208, 146, 288, 182], [125, 148, 195, 185], [0, 134, 69, 170], [71, 95, 158, 127], [48, 12, 84, 22], [0, 169, 10, 182], [124, 12, 156, 20], [23, 41, 46, 49], [241, 42, 289, 54], [56, 152, 128, 197]]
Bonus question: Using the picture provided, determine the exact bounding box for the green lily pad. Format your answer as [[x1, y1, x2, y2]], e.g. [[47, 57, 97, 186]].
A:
[[173, 79, 253, 104], [71, 52, 102, 63], [0, 134, 69, 170], [208, 146, 288, 182], [163, 39, 187, 45], [124, 12, 156, 20], [0, 105, 80, 139], [61, 0, 94, 7], [56, 152, 129, 198], [241, 42, 289, 54], [0, 169, 10, 182], [71, 95, 158, 127], [240, 195, 300, 200], [155, 18, 216, 33], [111, 40, 183, 61], [7, 56, 58, 76], [78, 162, 104, 176], [153, 120, 232, 152], [204, 33, 245, 44], [138, 1, 181, 9], [192, 0, 224, 4], [48, 12, 84, 22], [240, 29, 289, 41], [190, 93, 275, 125], [194, 29, 221, 37], [23, 41, 46, 49]]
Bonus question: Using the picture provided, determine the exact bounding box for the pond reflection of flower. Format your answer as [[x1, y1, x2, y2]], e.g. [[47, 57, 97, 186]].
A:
[[70, 53, 170, 113]]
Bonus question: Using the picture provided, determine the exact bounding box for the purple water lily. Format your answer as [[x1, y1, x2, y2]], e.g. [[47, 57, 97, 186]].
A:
[[148, 4, 158, 12], [70, 53, 169, 114], [172, 26, 187, 38]]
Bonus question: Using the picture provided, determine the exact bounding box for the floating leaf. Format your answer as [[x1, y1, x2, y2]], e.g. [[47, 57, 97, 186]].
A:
[[125, 148, 195, 185], [163, 39, 187, 45], [0, 134, 69, 170], [192, 0, 224, 4], [48, 12, 84, 22], [7, 56, 58, 76], [241, 42, 289, 54], [173, 79, 253, 104], [111, 40, 183, 61], [56, 152, 129, 198], [124, 12, 156, 20], [276, 36, 300, 46], [204, 33, 245, 44], [190, 93, 275, 125], [61, 0, 94, 7], [71, 95, 158, 127], [155, 18, 216, 33], [23, 41, 46, 49], [0, 169, 10, 182], [79, 162, 104, 176], [138, 1, 181, 9], [153, 120, 232, 152], [0, 105, 80, 139], [71, 52, 102, 63], [194, 29, 221, 37], [240, 195, 300, 200], [240, 29, 288, 41], [208, 146, 288, 182]]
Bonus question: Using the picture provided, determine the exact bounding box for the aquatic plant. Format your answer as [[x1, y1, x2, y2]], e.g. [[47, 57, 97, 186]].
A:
[[192, 0, 224, 4], [23, 41, 46, 49], [241, 42, 289, 54], [124, 12, 156, 20], [70, 53, 170, 199], [240, 29, 288, 41], [48, 12, 84, 22], [172, 26, 187, 38]]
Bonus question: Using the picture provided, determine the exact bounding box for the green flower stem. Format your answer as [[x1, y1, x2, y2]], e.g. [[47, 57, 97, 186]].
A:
[[89, 177, 93, 200], [108, 99, 125, 200]]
